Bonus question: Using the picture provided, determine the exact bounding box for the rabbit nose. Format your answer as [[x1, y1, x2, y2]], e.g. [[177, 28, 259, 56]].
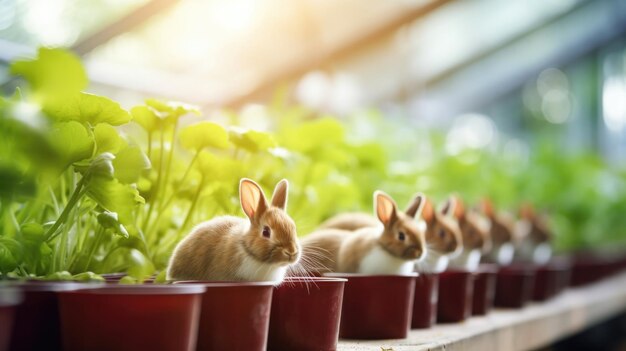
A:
[[404, 245, 422, 259], [283, 248, 298, 259]]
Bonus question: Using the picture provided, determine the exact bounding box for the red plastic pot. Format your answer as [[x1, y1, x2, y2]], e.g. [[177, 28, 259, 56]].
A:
[[58, 285, 204, 351], [472, 264, 498, 316], [0, 287, 22, 351], [494, 264, 536, 308], [175, 281, 273, 351], [8, 281, 98, 351], [268, 277, 346, 351], [533, 259, 571, 301], [411, 273, 439, 329], [326, 273, 417, 340], [570, 255, 608, 287], [437, 270, 475, 323]]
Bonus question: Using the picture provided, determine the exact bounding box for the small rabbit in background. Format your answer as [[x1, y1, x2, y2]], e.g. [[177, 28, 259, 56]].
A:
[[447, 195, 492, 272], [514, 203, 553, 265], [167, 178, 301, 285], [414, 196, 464, 274], [300, 191, 427, 275], [480, 198, 517, 266]]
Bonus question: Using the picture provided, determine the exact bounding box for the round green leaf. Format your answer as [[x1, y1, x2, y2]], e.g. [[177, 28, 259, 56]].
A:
[[197, 151, 244, 182], [145, 99, 200, 117], [0, 238, 22, 272], [279, 117, 344, 153], [10, 48, 87, 103], [94, 124, 126, 154], [131, 105, 159, 132], [86, 175, 145, 225], [113, 145, 151, 184], [180, 122, 229, 151], [50, 121, 95, 166], [44, 93, 131, 126], [127, 249, 155, 280], [229, 128, 276, 153]]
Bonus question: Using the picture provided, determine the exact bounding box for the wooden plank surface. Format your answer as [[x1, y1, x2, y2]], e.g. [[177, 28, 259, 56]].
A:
[[338, 271, 626, 351]]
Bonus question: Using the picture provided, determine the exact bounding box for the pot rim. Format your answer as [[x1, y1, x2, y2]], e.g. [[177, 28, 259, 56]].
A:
[[57, 284, 205, 295], [283, 276, 348, 283], [323, 272, 418, 278], [173, 280, 276, 287], [1, 281, 105, 292]]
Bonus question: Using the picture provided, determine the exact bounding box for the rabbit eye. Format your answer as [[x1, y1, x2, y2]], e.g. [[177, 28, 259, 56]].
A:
[[438, 229, 446, 238], [262, 226, 271, 238], [398, 232, 406, 241]]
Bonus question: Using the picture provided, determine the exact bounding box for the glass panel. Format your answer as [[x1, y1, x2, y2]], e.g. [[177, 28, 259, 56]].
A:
[[0, 0, 148, 47]]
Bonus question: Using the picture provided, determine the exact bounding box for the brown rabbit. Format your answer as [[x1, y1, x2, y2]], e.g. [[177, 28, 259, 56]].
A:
[[479, 198, 516, 265], [300, 191, 427, 275], [515, 203, 553, 264], [414, 196, 464, 273], [167, 178, 300, 284], [447, 195, 492, 271]]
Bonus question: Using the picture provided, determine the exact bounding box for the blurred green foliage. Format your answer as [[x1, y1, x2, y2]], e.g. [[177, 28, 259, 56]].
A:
[[0, 48, 624, 280]]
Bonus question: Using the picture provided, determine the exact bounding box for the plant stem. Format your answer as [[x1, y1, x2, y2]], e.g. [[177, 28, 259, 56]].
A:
[[156, 150, 200, 214], [18, 265, 28, 277], [142, 128, 167, 231], [82, 226, 105, 272], [147, 132, 153, 160], [45, 176, 86, 242], [160, 124, 178, 207], [178, 178, 204, 236]]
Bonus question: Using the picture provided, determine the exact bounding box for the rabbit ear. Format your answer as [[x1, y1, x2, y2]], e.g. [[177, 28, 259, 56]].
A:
[[520, 203, 535, 220], [240, 178, 268, 221], [271, 179, 289, 210], [374, 191, 397, 227], [405, 193, 426, 219], [443, 195, 465, 221], [454, 196, 465, 220], [420, 197, 436, 226], [440, 196, 457, 219], [480, 198, 495, 219]]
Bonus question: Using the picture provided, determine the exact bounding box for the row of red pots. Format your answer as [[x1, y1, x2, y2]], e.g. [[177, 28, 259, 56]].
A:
[[412, 259, 577, 329], [1, 254, 624, 351]]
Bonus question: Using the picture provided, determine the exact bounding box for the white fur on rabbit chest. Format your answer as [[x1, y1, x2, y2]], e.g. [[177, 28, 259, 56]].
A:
[[358, 245, 415, 275], [237, 254, 288, 285], [449, 249, 482, 272], [415, 250, 450, 274]]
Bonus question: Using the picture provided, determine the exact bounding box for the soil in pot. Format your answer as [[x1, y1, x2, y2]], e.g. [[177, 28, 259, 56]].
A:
[[58, 285, 204, 351], [268, 277, 346, 351]]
